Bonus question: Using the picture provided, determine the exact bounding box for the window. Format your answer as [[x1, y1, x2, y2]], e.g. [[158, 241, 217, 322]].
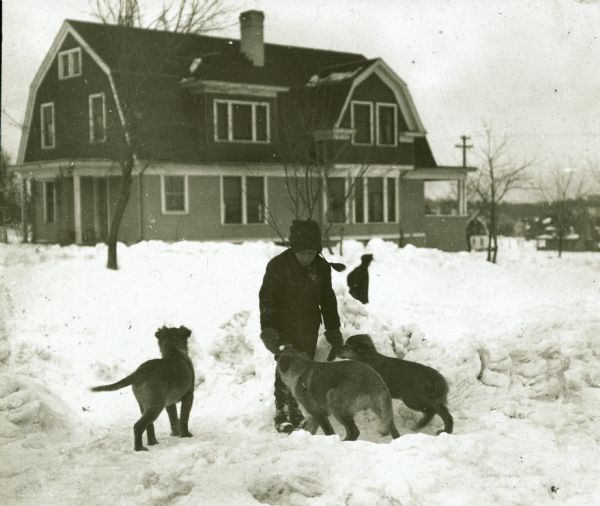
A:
[[214, 100, 270, 143], [326, 177, 347, 223], [354, 177, 365, 223], [353, 177, 397, 223], [387, 177, 397, 222], [43, 181, 56, 224], [368, 178, 384, 222], [89, 93, 106, 143], [222, 176, 266, 224], [377, 104, 397, 146], [40, 102, 55, 149], [351, 102, 373, 144], [58, 48, 82, 79], [246, 177, 265, 223], [161, 175, 188, 214]]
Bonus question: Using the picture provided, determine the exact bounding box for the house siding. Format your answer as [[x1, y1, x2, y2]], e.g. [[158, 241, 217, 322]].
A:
[[400, 179, 425, 234], [25, 34, 122, 163], [424, 216, 469, 251], [141, 175, 280, 242]]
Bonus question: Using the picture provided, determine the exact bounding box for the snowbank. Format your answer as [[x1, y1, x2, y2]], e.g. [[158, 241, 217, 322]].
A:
[[1, 239, 599, 505]]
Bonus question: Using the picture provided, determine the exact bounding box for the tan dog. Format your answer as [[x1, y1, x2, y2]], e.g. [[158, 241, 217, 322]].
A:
[[338, 334, 453, 434], [276, 346, 400, 441], [91, 325, 195, 451]]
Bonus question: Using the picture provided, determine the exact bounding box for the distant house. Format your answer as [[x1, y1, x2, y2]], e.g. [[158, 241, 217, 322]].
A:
[[12, 10, 473, 250], [535, 202, 600, 252]]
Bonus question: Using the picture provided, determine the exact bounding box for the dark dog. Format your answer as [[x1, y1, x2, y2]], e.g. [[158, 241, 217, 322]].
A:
[[338, 334, 453, 434], [277, 346, 400, 441], [91, 325, 195, 451]]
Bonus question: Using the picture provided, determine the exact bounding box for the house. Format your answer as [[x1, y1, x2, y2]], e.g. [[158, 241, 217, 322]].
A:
[[12, 10, 473, 250]]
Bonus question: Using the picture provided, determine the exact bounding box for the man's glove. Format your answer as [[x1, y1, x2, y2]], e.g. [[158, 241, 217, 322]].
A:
[[325, 328, 344, 361], [260, 328, 281, 355]]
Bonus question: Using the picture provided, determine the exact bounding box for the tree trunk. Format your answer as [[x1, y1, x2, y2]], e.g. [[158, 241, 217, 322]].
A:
[[492, 232, 498, 263], [106, 151, 134, 270], [558, 233, 563, 258]]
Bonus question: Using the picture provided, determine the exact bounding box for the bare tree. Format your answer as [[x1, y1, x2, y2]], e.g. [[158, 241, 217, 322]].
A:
[[0, 149, 21, 243], [274, 86, 369, 251], [537, 166, 588, 258], [89, 0, 231, 269], [468, 125, 534, 263]]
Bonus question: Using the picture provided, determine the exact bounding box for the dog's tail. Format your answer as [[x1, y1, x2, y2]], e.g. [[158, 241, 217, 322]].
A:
[[374, 389, 400, 439], [90, 372, 136, 392]]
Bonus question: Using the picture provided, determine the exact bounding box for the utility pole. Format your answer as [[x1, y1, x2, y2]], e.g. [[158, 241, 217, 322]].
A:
[[455, 135, 473, 218], [455, 135, 473, 168]]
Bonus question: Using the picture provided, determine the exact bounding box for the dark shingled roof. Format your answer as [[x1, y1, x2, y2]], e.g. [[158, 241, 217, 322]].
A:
[[68, 20, 367, 87]]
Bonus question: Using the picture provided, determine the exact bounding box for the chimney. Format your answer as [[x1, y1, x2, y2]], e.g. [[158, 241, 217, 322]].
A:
[[239, 10, 265, 67]]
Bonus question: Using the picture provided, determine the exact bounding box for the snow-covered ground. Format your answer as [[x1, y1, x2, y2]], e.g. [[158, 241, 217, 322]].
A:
[[1, 237, 599, 505]]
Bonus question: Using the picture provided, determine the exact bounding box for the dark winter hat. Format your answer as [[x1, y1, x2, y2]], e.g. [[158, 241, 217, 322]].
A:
[[289, 219, 322, 252], [361, 254, 374, 263]]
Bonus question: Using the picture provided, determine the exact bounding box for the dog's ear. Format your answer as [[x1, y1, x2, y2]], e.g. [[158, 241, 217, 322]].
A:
[[178, 326, 192, 339], [155, 326, 168, 339]]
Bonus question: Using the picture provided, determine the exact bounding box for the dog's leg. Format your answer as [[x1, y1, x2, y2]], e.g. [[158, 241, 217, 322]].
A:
[[334, 414, 360, 441], [146, 423, 158, 446], [134, 407, 162, 451], [303, 416, 319, 435], [166, 404, 180, 436], [178, 391, 194, 438], [435, 404, 454, 434], [415, 408, 435, 430], [312, 412, 335, 436]]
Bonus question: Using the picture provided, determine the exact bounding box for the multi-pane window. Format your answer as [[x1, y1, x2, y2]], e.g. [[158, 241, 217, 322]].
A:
[[214, 100, 270, 143], [377, 104, 397, 146], [222, 176, 266, 224], [352, 102, 372, 144], [40, 103, 55, 149], [58, 48, 82, 79], [353, 177, 398, 223], [368, 178, 384, 222], [387, 177, 397, 222], [326, 177, 346, 223], [44, 181, 56, 223], [162, 175, 187, 214], [89, 93, 106, 143], [354, 177, 365, 224]]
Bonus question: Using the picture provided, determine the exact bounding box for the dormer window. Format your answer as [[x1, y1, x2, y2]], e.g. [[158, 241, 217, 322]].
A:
[[214, 99, 270, 143], [376, 103, 397, 146], [58, 48, 82, 79], [351, 101, 373, 145]]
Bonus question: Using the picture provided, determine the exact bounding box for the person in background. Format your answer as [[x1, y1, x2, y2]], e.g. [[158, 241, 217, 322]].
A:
[[259, 219, 344, 433], [347, 254, 374, 304]]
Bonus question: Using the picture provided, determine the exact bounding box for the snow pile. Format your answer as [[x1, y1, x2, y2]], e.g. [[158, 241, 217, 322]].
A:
[[1, 238, 600, 505]]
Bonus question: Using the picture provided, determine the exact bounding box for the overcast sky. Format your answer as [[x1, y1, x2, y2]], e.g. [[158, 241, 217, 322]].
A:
[[2, 0, 599, 199]]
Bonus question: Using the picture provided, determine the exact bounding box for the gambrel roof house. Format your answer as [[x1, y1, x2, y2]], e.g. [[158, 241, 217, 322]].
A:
[[13, 10, 473, 250]]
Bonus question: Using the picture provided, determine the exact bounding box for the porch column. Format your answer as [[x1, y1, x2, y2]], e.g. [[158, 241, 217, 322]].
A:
[[458, 179, 467, 216], [73, 174, 82, 244], [20, 177, 28, 243]]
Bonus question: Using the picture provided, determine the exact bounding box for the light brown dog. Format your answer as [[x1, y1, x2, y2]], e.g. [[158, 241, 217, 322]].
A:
[[91, 325, 195, 451], [338, 334, 453, 434], [276, 346, 400, 441]]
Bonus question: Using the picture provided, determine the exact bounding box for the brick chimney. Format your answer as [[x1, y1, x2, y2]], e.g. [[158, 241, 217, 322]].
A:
[[239, 10, 264, 67]]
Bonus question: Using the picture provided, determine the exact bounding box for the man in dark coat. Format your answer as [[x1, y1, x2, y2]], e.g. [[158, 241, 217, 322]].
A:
[[259, 219, 343, 433], [347, 254, 373, 304]]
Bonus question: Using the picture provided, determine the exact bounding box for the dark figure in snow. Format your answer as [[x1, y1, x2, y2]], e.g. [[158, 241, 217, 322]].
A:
[[259, 219, 344, 433], [347, 254, 373, 304]]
